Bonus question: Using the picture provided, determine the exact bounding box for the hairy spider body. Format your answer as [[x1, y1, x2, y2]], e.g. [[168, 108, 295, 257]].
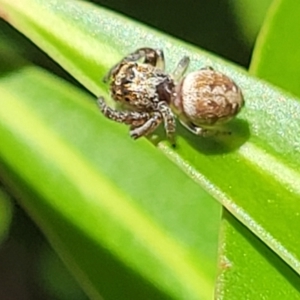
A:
[[98, 48, 176, 144], [110, 62, 174, 110], [97, 47, 244, 144]]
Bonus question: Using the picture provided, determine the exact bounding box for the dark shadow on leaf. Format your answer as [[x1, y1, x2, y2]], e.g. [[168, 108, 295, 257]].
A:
[[151, 118, 250, 154], [0, 50, 28, 78], [185, 118, 250, 155]]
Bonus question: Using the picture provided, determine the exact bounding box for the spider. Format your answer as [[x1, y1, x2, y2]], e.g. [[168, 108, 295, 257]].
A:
[[97, 47, 244, 145]]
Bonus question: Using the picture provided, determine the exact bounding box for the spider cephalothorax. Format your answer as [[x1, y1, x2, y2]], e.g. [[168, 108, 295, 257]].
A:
[[110, 62, 175, 110], [97, 47, 244, 144], [98, 48, 177, 144]]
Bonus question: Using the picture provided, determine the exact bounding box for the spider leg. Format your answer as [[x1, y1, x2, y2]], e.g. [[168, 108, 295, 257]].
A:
[[200, 66, 214, 71], [179, 119, 231, 136], [130, 113, 162, 139], [157, 101, 176, 145], [123, 48, 165, 70], [103, 48, 165, 83], [97, 96, 150, 127], [172, 56, 190, 81]]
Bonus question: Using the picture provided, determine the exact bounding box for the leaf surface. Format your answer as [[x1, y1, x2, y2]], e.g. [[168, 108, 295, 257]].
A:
[[0, 54, 220, 299], [250, 0, 300, 96], [217, 0, 300, 298], [1, 0, 300, 288]]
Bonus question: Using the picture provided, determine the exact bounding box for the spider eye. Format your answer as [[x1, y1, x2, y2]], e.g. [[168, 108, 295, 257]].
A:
[[126, 66, 136, 79], [121, 73, 134, 85], [122, 79, 131, 85]]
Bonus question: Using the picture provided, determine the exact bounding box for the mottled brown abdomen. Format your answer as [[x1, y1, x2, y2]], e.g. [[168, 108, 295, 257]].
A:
[[175, 69, 244, 128]]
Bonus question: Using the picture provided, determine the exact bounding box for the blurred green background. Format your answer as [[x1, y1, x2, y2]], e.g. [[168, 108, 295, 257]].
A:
[[0, 0, 272, 299]]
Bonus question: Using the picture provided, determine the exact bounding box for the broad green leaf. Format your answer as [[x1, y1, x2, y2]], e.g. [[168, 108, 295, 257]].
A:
[[1, 0, 300, 279], [250, 0, 300, 96], [216, 210, 300, 299], [0, 53, 220, 299]]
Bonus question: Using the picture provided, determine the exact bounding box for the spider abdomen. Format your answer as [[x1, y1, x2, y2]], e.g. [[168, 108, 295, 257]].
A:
[[174, 68, 244, 128]]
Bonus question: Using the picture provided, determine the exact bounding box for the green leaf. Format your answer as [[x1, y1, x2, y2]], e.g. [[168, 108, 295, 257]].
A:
[[38, 245, 89, 300], [228, 0, 273, 46], [1, 0, 300, 294], [216, 210, 300, 299], [0, 188, 13, 245], [250, 0, 300, 97], [218, 1, 300, 297], [0, 54, 220, 298]]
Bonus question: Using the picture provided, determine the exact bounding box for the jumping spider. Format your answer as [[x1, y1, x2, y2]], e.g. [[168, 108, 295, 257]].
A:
[[97, 47, 244, 145]]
